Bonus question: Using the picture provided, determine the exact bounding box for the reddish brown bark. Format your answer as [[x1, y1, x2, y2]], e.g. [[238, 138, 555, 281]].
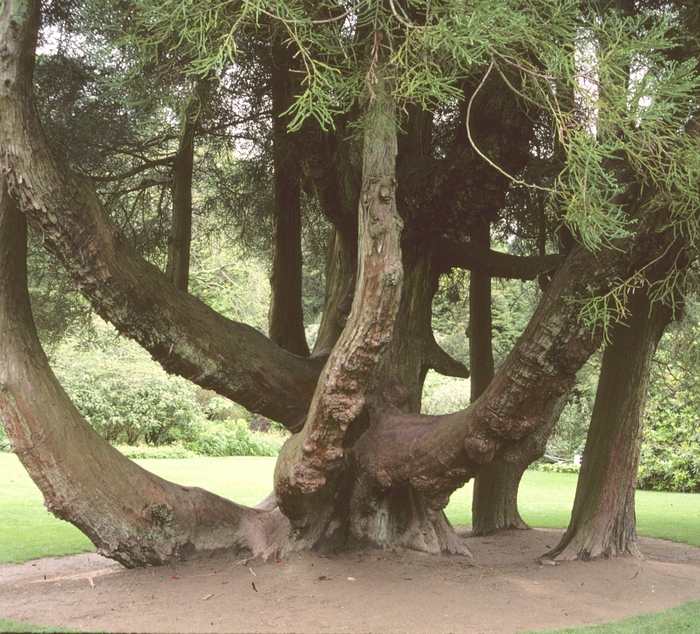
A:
[[350, 218, 678, 511], [545, 285, 673, 561], [311, 229, 357, 357], [0, 177, 288, 567], [274, 72, 404, 534]]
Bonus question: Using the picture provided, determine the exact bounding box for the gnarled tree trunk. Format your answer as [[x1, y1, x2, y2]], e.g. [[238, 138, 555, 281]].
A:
[[0, 177, 289, 567]]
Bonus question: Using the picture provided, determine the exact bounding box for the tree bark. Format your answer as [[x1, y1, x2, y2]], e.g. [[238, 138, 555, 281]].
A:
[[166, 84, 203, 292], [471, 398, 566, 535], [268, 45, 309, 357], [468, 218, 526, 535], [274, 69, 406, 544], [544, 285, 673, 561], [0, 0, 322, 431], [0, 176, 289, 567], [469, 221, 564, 536], [311, 228, 357, 357]]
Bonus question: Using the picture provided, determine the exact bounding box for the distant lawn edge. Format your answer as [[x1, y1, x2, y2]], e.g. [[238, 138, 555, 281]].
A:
[[519, 599, 700, 634], [0, 618, 84, 633]]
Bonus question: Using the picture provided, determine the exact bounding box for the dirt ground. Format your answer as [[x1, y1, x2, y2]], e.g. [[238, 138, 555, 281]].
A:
[[1, 528, 700, 634]]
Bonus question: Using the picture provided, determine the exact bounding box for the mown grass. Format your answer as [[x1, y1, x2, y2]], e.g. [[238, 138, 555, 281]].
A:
[[2, 451, 700, 634], [0, 618, 81, 632], [3, 452, 700, 565], [522, 600, 700, 633]]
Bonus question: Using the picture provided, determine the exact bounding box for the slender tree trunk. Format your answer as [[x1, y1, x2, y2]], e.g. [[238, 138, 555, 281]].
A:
[[469, 219, 529, 535], [0, 177, 289, 567], [469, 220, 495, 402], [268, 46, 309, 357], [545, 286, 673, 561], [165, 84, 202, 292]]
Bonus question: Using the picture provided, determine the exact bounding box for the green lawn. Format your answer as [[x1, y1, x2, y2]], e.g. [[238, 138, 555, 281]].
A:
[[2, 451, 700, 634], [520, 600, 700, 633], [3, 452, 700, 565]]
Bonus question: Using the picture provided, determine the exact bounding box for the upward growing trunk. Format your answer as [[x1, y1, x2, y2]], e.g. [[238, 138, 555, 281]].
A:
[[470, 220, 529, 535], [268, 46, 309, 357], [166, 84, 202, 292], [545, 285, 673, 561]]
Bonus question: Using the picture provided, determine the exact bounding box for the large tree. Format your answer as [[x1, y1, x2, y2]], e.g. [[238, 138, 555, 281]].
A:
[[1, 0, 698, 566]]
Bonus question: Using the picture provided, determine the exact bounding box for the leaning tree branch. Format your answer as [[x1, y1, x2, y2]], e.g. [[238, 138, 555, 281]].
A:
[[433, 237, 565, 279], [0, 175, 289, 567], [0, 0, 322, 431], [423, 334, 470, 379], [354, 209, 681, 513]]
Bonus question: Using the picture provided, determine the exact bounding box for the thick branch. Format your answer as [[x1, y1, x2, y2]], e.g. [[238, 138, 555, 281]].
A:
[[434, 237, 565, 279], [0, 0, 321, 430], [353, 213, 680, 508], [0, 175, 289, 567]]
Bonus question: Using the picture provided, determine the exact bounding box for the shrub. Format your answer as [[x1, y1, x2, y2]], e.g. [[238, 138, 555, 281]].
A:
[[114, 444, 194, 459], [638, 392, 700, 492], [45, 320, 290, 457], [53, 338, 208, 447], [421, 372, 471, 415], [185, 419, 287, 457]]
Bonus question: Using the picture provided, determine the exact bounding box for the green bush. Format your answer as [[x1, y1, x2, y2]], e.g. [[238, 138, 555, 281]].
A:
[[185, 419, 287, 457], [638, 392, 700, 493], [114, 444, 194, 459], [56, 359, 206, 446], [36, 319, 291, 458], [421, 371, 471, 415]]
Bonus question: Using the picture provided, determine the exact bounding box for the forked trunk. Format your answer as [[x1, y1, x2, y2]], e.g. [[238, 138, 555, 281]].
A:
[[545, 286, 672, 561]]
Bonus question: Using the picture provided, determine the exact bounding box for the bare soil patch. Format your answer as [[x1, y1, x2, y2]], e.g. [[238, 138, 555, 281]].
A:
[[2, 528, 700, 633]]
